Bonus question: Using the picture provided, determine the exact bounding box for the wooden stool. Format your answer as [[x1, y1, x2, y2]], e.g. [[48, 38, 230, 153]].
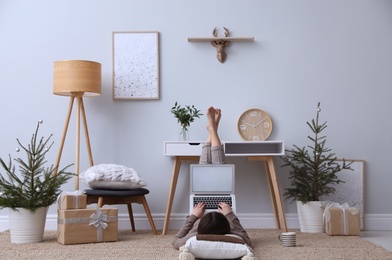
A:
[[85, 188, 157, 235]]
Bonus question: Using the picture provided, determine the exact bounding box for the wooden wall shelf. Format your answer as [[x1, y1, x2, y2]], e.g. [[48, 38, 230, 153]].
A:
[[187, 37, 254, 42]]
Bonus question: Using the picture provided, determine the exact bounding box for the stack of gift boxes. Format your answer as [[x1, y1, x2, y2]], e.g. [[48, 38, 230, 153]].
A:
[[57, 192, 118, 245], [323, 202, 360, 236]]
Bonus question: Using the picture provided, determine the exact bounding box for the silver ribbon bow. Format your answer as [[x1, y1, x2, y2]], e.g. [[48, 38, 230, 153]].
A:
[[89, 208, 109, 241], [89, 208, 109, 229]]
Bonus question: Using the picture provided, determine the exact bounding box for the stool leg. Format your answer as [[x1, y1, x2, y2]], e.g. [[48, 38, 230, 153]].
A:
[[127, 204, 136, 232], [141, 196, 158, 235], [97, 197, 104, 208]]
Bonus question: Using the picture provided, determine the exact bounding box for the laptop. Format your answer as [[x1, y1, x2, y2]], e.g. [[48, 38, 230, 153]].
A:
[[189, 164, 236, 214]]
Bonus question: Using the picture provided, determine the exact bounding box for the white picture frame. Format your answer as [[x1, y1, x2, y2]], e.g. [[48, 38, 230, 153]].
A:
[[112, 31, 160, 100], [320, 159, 365, 230]]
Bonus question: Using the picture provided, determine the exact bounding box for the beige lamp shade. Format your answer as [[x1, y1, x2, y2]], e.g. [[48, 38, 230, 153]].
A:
[[53, 60, 102, 96]]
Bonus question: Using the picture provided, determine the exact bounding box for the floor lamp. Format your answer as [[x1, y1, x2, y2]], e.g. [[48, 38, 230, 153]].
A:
[[53, 60, 102, 190]]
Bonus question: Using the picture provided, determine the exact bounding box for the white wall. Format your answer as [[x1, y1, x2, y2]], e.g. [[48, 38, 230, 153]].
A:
[[1, 0, 392, 230]]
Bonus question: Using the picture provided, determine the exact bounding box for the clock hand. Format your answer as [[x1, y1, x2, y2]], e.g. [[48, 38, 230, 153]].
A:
[[244, 122, 256, 127], [255, 118, 267, 127]]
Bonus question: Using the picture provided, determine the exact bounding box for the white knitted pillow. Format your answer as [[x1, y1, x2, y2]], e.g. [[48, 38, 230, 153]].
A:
[[180, 235, 253, 259], [81, 164, 147, 190]]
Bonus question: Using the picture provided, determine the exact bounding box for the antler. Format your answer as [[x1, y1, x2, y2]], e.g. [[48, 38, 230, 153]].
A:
[[223, 27, 229, 37], [212, 27, 229, 37], [212, 27, 218, 37]]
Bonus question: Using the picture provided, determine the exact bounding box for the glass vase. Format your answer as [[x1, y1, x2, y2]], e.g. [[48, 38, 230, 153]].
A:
[[179, 126, 190, 141]]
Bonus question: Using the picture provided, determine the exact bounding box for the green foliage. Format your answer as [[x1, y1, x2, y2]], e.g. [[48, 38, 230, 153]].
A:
[[0, 121, 74, 212], [170, 102, 203, 130], [281, 102, 353, 204]]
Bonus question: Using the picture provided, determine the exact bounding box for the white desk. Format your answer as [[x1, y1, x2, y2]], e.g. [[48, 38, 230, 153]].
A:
[[162, 141, 288, 235]]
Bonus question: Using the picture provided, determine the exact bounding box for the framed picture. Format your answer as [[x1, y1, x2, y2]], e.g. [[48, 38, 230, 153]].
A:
[[320, 159, 365, 230], [112, 31, 160, 100]]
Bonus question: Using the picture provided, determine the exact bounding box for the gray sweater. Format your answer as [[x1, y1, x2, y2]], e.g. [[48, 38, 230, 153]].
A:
[[172, 212, 252, 250]]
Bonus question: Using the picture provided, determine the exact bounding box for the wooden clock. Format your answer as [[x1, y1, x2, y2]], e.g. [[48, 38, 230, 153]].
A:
[[237, 108, 273, 141]]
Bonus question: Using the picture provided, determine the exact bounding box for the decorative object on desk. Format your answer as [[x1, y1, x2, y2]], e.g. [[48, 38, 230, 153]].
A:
[[53, 60, 101, 190], [171, 102, 203, 141], [281, 102, 353, 233], [188, 27, 254, 63], [112, 31, 160, 100], [0, 121, 74, 244], [237, 108, 273, 141]]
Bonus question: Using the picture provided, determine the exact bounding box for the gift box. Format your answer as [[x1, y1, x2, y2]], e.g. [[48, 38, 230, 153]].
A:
[[57, 208, 118, 244], [324, 205, 360, 236], [57, 191, 87, 210]]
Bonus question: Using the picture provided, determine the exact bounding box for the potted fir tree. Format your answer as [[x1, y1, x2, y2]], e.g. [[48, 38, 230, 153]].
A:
[[0, 120, 74, 243], [171, 102, 203, 141], [281, 102, 352, 233]]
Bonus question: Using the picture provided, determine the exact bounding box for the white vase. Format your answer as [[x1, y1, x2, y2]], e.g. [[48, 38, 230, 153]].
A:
[[8, 207, 48, 244], [296, 201, 325, 233]]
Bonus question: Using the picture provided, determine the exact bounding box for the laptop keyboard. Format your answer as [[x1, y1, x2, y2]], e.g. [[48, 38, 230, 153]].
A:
[[193, 196, 233, 209]]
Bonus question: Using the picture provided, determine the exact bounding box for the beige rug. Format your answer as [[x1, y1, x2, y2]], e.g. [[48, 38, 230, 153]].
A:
[[1, 229, 392, 260]]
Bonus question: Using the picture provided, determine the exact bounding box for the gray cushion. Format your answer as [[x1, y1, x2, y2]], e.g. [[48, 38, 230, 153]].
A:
[[84, 188, 149, 197]]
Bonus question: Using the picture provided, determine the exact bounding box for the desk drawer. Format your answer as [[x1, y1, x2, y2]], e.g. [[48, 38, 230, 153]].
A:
[[164, 141, 203, 156], [164, 141, 285, 156]]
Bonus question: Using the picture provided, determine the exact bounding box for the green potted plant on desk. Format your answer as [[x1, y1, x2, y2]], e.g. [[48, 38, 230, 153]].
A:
[[281, 102, 352, 233], [0, 121, 74, 244], [171, 102, 203, 141]]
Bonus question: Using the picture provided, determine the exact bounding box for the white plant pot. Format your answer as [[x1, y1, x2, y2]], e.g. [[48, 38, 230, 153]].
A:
[[8, 207, 48, 244], [296, 201, 324, 233]]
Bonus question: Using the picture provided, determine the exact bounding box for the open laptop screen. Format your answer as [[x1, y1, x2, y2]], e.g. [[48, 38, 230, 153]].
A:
[[190, 164, 235, 194]]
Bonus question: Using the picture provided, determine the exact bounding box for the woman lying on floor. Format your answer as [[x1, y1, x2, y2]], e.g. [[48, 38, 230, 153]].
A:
[[172, 106, 252, 249]]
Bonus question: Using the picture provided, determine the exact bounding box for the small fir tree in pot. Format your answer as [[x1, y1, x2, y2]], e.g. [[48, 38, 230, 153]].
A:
[[0, 121, 74, 212], [281, 102, 352, 232]]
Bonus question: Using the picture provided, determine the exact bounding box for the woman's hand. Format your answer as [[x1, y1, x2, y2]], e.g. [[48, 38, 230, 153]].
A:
[[192, 202, 206, 218], [218, 202, 232, 216]]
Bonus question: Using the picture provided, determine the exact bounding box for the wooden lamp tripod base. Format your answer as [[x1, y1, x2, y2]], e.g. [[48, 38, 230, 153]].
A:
[[54, 93, 94, 190]]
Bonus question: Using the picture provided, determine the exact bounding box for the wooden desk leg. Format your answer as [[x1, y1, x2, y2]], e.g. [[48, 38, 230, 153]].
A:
[[266, 156, 288, 232], [162, 156, 182, 235], [162, 156, 199, 235], [264, 162, 281, 230]]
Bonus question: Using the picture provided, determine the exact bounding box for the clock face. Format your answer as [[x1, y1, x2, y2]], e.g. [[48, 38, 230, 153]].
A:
[[237, 108, 273, 141]]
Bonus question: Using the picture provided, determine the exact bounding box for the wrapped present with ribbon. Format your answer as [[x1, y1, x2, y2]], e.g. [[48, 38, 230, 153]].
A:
[[57, 190, 87, 210], [324, 202, 360, 236], [57, 207, 118, 244]]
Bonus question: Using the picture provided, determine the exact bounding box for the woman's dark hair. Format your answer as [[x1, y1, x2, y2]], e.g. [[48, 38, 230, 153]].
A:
[[197, 212, 231, 235]]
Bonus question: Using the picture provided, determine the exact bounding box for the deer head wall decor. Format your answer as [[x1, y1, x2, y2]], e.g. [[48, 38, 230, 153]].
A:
[[187, 27, 254, 64], [211, 27, 230, 63]]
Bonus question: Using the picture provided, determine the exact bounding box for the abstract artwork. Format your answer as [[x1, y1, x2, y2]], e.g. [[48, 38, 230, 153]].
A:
[[112, 31, 159, 100]]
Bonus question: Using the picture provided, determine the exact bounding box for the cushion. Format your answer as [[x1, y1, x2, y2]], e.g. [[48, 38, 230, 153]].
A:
[[196, 234, 245, 244], [183, 234, 252, 259], [80, 164, 147, 190], [84, 188, 149, 196]]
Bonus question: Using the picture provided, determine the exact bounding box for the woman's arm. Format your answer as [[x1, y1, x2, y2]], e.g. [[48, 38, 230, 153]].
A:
[[172, 214, 199, 249], [172, 202, 206, 249], [225, 212, 252, 246]]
